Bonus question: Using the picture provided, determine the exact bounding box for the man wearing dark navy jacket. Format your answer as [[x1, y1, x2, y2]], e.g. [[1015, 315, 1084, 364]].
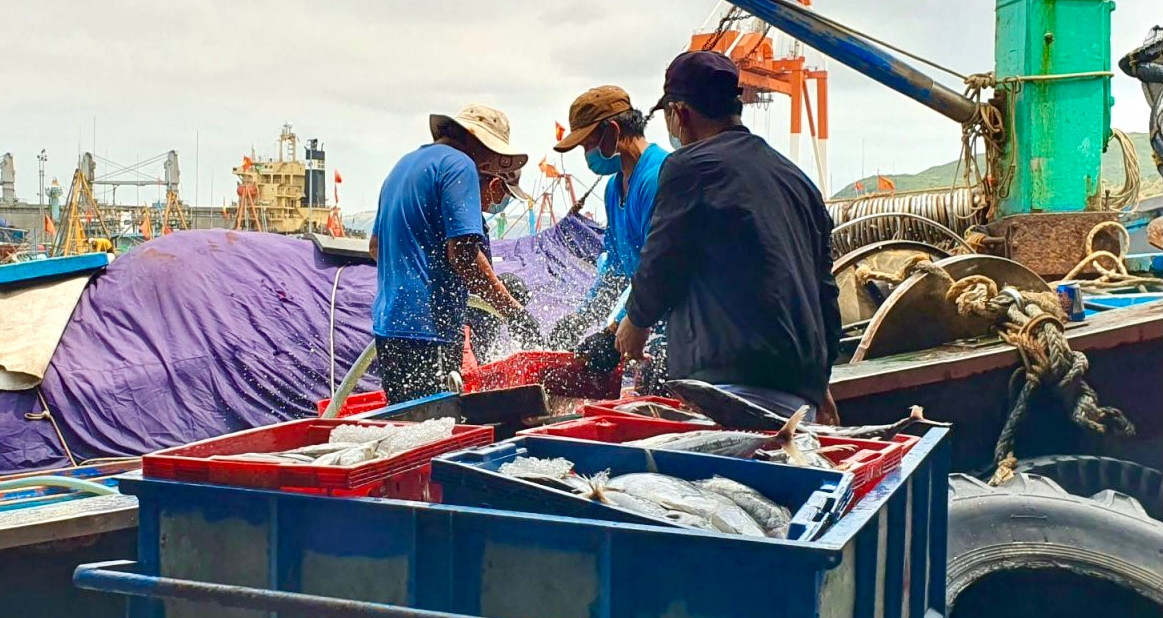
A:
[[615, 51, 842, 424]]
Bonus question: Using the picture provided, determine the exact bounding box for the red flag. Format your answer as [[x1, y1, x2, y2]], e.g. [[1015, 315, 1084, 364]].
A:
[[242, 156, 254, 171], [333, 169, 343, 184], [326, 207, 345, 238], [854, 180, 865, 194], [555, 122, 566, 142], [140, 210, 153, 240], [44, 214, 56, 237], [876, 175, 896, 192]]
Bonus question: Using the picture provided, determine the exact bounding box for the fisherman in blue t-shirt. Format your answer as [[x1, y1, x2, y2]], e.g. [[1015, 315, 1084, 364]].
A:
[[548, 86, 670, 393], [369, 104, 543, 403]]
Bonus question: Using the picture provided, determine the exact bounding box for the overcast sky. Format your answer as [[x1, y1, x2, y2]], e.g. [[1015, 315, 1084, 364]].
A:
[[1, 0, 1157, 214]]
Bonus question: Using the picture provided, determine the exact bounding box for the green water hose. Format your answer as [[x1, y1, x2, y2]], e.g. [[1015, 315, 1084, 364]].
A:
[[321, 340, 378, 419], [0, 476, 117, 496]]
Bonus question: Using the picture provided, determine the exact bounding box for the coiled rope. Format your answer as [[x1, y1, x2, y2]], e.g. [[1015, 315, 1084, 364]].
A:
[[858, 258, 1136, 486], [1053, 221, 1163, 293]]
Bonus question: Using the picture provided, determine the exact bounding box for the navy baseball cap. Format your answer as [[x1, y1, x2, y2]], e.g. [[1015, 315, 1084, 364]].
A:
[[650, 51, 743, 115]]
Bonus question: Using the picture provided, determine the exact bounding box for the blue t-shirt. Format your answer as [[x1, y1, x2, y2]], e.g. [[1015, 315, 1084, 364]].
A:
[[372, 144, 483, 343], [599, 143, 668, 280]]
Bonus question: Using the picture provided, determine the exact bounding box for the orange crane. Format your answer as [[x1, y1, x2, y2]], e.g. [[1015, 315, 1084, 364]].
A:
[[690, 2, 830, 194]]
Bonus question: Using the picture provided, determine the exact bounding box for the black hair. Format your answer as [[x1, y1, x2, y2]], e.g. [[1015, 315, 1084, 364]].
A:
[[684, 96, 744, 121], [608, 109, 649, 139], [434, 120, 469, 143]]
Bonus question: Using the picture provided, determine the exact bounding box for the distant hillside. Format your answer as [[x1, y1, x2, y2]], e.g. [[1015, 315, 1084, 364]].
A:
[[831, 132, 1162, 200]]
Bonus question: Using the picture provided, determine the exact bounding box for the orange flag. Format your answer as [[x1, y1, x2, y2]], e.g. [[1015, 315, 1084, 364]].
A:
[[555, 122, 566, 142], [538, 157, 561, 179], [140, 209, 153, 240], [333, 169, 343, 184], [877, 175, 896, 192], [854, 180, 865, 194], [242, 156, 254, 171], [44, 214, 56, 237]]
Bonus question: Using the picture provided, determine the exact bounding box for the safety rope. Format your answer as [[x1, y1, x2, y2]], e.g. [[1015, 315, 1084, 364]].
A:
[[1097, 128, 1142, 212], [858, 258, 1136, 486], [26, 387, 78, 467], [1053, 222, 1163, 293]]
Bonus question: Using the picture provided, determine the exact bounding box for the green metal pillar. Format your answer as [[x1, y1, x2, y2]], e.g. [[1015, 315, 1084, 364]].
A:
[[995, 0, 1115, 216]]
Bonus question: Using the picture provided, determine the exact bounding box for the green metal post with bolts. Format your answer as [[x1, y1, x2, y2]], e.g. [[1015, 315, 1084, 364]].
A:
[[990, 0, 1120, 275]]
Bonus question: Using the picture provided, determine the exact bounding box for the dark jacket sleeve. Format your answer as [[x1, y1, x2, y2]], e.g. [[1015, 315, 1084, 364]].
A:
[[815, 196, 842, 369], [626, 157, 699, 328]]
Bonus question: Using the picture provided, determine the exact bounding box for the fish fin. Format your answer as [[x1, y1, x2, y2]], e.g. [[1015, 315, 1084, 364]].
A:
[[778, 407, 811, 466], [909, 405, 952, 428], [644, 449, 659, 473], [580, 470, 612, 503]]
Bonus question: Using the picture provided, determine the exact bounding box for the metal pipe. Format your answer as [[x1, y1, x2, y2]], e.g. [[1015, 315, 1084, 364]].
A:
[[74, 561, 475, 617], [726, 0, 978, 123]]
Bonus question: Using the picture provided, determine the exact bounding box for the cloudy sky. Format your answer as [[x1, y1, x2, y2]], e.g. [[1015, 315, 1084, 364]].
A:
[[1, 0, 1157, 215]]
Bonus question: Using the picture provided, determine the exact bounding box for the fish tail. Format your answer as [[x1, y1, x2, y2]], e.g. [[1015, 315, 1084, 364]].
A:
[[780, 407, 811, 466]]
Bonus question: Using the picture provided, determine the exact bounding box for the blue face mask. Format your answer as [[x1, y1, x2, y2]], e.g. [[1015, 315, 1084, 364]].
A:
[[585, 146, 621, 176], [668, 134, 683, 150], [488, 194, 513, 214]]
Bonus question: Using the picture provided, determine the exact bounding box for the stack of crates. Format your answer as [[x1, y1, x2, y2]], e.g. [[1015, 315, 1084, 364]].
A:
[[75, 397, 951, 617]]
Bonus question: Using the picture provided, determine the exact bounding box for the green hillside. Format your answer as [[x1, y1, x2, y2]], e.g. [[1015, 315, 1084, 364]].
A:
[[831, 132, 1162, 200]]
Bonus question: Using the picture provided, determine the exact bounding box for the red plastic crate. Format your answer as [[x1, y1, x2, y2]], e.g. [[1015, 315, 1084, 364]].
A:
[[462, 351, 621, 399], [519, 415, 908, 502], [314, 390, 389, 418], [577, 395, 688, 419], [142, 419, 493, 500]]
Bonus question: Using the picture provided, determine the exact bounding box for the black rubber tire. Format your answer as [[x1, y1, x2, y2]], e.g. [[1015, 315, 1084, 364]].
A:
[[948, 473, 1163, 615], [1012, 455, 1163, 520]]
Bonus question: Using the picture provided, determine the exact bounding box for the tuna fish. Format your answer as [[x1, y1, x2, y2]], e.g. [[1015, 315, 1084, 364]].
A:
[[694, 476, 793, 539], [612, 400, 712, 423], [624, 430, 778, 458], [665, 379, 948, 439]]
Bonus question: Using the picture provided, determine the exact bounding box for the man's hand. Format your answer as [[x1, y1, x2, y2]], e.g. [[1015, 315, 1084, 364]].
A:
[[817, 389, 841, 426], [615, 316, 651, 361]]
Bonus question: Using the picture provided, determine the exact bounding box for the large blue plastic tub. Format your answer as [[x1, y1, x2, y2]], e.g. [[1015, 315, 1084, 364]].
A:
[[431, 436, 853, 541], [75, 428, 951, 618]]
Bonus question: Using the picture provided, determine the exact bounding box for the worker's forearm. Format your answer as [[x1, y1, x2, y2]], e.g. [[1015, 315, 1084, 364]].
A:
[[448, 241, 521, 317]]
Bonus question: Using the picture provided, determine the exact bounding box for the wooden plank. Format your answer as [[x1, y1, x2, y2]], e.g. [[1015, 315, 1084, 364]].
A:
[[305, 233, 372, 262], [0, 253, 110, 286], [832, 299, 1163, 400], [0, 494, 138, 550]]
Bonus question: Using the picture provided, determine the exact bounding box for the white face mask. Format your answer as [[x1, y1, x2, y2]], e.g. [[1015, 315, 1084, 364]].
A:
[[666, 108, 684, 150]]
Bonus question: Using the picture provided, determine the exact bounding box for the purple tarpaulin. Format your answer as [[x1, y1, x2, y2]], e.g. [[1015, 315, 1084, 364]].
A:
[[0, 216, 603, 473]]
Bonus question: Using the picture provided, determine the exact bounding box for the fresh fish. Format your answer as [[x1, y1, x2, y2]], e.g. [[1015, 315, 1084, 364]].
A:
[[284, 442, 361, 457], [665, 379, 948, 439], [601, 472, 757, 533], [209, 453, 304, 464], [612, 400, 712, 423], [695, 476, 792, 539], [700, 490, 767, 537], [624, 430, 777, 458], [663, 511, 719, 530]]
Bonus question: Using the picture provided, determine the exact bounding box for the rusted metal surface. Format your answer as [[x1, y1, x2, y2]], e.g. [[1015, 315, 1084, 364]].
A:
[[987, 212, 1119, 277], [833, 301, 1163, 473], [1148, 216, 1163, 251], [832, 240, 950, 326], [834, 299, 1163, 398], [851, 255, 1051, 362]]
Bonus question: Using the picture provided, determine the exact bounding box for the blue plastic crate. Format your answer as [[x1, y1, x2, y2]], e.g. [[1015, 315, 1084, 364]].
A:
[[432, 436, 854, 541], [75, 428, 951, 618]]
